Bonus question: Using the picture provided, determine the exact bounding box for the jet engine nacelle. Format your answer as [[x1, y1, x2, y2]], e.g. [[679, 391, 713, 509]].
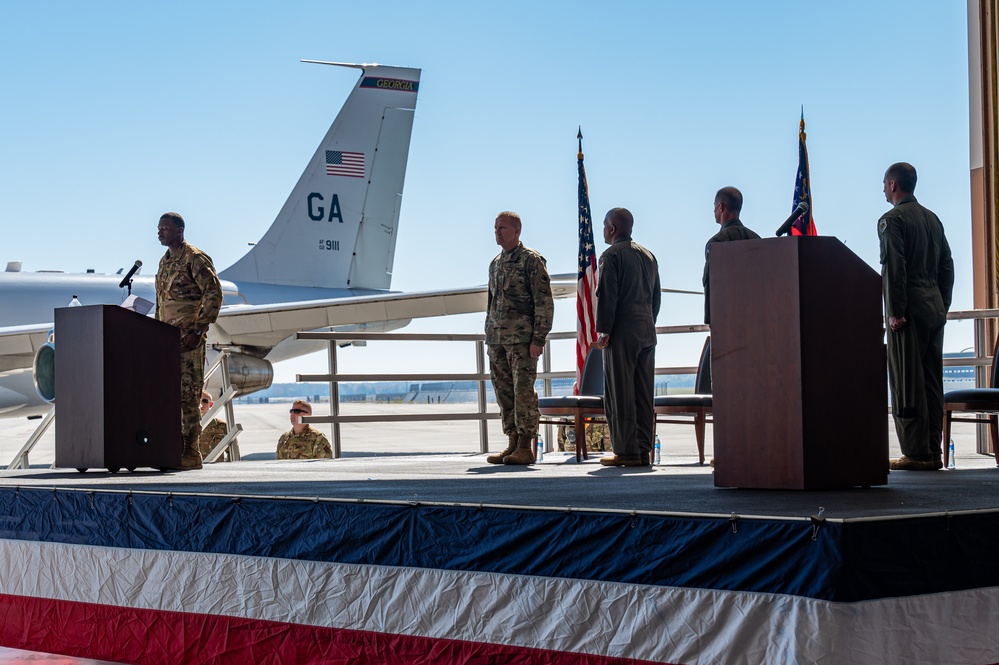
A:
[[32, 340, 273, 403], [33, 340, 56, 403], [206, 352, 274, 398]]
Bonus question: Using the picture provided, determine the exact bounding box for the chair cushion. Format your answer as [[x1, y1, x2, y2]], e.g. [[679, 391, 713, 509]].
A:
[[538, 396, 604, 409], [945, 388, 999, 405], [654, 394, 712, 408]]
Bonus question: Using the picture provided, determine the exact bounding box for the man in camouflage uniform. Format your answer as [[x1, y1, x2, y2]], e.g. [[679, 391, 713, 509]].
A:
[[199, 390, 229, 462], [155, 212, 223, 470], [557, 422, 609, 452], [485, 212, 555, 465], [879, 162, 954, 471], [276, 400, 333, 459]]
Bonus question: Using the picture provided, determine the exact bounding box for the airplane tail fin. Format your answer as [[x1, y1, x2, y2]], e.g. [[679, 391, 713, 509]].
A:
[[220, 61, 420, 291]]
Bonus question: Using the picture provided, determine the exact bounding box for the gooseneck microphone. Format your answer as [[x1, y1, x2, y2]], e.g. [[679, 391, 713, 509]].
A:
[[774, 201, 809, 237], [118, 260, 143, 289]]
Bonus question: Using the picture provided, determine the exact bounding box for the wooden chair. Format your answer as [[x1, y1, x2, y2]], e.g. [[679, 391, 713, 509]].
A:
[[943, 339, 999, 467], [538, 348, 605, 462], [654, 337, 712, 465]]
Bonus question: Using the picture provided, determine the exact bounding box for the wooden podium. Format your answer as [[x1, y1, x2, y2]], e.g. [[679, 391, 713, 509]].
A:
[[54, 305, 181, 472], [710, 237, 888, 489]]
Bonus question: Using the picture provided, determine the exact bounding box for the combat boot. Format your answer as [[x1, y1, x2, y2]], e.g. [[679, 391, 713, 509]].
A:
[[487, 433, 519, 464], [179, 442, 204, 470], [503, 434, 535, 465]]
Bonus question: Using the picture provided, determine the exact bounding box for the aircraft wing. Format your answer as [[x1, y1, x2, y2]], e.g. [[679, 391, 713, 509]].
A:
[[0, 323, 52, 374], [213, 281, 575, 350], [0, 282, 576, 372]]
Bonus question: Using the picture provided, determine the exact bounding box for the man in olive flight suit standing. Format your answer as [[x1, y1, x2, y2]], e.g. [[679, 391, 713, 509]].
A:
[[596, 207, 661, 467], [156, 212, 223, 471], [485, 211, 555, 466], [879, 162, 954, 471]]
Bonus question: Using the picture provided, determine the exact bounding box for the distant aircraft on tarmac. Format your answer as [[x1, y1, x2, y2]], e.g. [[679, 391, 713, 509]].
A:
[[0, 61, 561, 419]]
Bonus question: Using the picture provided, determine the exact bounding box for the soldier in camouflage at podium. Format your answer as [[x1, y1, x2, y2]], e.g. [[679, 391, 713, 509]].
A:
[[155, 212, 223, 471]]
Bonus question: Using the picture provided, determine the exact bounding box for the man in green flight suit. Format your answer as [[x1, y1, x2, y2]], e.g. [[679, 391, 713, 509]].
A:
[[879, 162, 954, 471], [155, 212, 223, 470], [484, 211, 554, 465], [596, 208, 661, 467]]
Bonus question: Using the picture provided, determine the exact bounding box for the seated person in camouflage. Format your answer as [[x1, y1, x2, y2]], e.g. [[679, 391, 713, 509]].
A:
[[199, 390, 229, 462], [557, 422, 609, 452], [276, 400, 333, 460]]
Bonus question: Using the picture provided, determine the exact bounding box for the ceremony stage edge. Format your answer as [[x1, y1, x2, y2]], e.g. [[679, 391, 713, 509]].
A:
[[0, 457, 998, 665]]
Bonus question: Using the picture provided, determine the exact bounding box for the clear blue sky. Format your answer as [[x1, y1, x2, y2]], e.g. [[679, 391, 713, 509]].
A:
[[0, 2, 973, 382]]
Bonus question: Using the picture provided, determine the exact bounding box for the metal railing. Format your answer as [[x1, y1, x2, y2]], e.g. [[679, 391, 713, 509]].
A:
[[201, 350, 243, 463], [296, 324, 709, 458], [6, 349, 245, 469], [7, 408, 54, 470], [297, 311, 999, 459]]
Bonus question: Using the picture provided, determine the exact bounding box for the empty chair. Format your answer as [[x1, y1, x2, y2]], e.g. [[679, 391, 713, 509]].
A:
[[654, 337, 712, 465], [943, 339, 999, 467], [538, 348, 605, 462]]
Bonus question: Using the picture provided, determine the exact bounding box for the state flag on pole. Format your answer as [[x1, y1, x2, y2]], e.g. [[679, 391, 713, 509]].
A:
[[791, 111, 818, 236], [575, 130, 598, 394]]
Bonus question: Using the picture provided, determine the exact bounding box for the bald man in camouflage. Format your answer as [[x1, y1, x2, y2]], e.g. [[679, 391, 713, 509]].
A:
[[156, 212, 223, 471], [485, 212, 554, 465]]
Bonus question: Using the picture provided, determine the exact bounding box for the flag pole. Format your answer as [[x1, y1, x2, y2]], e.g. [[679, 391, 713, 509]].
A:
[[792, 108, 816, 236], [575, 127, 598, 396]]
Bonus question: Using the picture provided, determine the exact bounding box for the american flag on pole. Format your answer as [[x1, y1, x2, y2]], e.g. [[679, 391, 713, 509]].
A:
[[791, 111, 817, 235], [326, 150, 365, 178], [575, 129, 598, 394]]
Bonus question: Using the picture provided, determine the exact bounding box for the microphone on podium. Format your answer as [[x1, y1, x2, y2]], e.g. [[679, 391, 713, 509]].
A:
[[118, 260, 143, 290], [774, 201, 809, 237]]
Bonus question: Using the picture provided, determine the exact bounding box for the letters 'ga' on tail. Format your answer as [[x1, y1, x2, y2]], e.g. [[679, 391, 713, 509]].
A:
[[220, 61, 421, 294]]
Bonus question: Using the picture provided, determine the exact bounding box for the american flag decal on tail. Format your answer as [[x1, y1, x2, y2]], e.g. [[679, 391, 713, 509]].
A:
[[326, 150, 365, 178]]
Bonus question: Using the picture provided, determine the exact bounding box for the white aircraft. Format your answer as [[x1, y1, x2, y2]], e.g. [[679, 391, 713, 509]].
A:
[[0, 61, 514, 419]]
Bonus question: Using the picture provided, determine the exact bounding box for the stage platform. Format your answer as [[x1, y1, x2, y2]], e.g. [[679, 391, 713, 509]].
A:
[[0, 404, 998, 664], [1, 449, 999, 519]]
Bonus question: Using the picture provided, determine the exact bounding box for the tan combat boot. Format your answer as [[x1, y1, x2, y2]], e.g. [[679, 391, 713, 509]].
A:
[[503, 434, 535, 465], [487, 433, 519, 464], [179, 441, 204, 470]]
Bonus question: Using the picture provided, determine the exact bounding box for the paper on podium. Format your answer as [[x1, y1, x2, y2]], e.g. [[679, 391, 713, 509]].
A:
[[121, 295, 154, 316]]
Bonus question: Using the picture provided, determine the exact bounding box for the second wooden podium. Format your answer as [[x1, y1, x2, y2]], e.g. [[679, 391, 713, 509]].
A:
[[709, 236, 888, 489]]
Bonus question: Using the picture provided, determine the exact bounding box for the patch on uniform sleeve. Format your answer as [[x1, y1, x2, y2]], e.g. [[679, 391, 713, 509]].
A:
[[878, 219, 888, 235]]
